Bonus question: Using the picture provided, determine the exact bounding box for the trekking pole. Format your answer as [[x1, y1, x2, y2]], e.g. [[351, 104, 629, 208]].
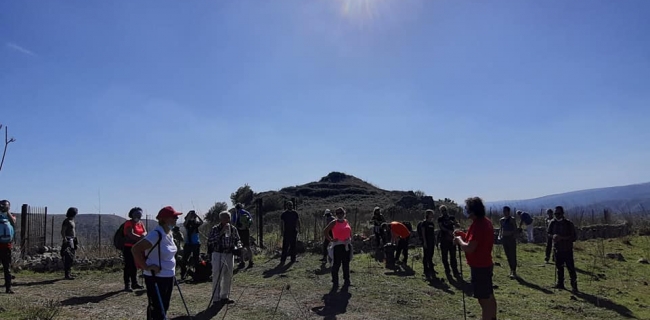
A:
[[151, 271, 168, 320], [458, 245, 467, 320], [173, 277, 192, 317], [270, 285, 286, 320]]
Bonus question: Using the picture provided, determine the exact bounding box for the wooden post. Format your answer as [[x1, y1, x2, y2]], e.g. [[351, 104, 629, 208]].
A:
[[98, 214, 102, 254], [257, 198, 264, 248], [353, 208, 358, 235], [51, 217, 54, 247], [20, 204, 28, 259]]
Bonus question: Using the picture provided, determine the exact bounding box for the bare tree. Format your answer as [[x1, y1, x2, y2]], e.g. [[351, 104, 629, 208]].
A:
[[0, 124, 16, 173]]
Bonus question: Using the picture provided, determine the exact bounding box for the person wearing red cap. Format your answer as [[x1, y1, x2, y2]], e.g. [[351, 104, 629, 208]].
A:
[[132, 206, 182, 320]]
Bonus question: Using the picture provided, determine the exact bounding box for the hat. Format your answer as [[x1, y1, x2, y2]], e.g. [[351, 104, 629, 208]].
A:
[[323, 209, 332, 217], [516, 210, 523, 215], [157, 206, 182, 220]]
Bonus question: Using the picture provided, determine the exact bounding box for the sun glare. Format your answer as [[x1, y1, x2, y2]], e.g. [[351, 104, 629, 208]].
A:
[[339, 0, 384, 21]]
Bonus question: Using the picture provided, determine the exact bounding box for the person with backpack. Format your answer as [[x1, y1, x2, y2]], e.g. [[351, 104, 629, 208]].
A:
[[370, 207, 386, 248], [548, 206, 578, 292], [499, 206, 518, 279], [454, 197, 498, 320], [544, 209, 555, 264], [0, 200, 16, 294], [233, 203, 254, 269], [122, 207, 147, 292], [323, 207, 353, 288], [131, 206, 182, 320], [180, 210, 203, 280], [321, 209, 335, 263], [280, 201, 301, 264], [417, 209, 436, 279], [517, 210, 534, 243], [207, 210, 242, 305], [60, 207, 79, 280], [437, 205, 460, 277]]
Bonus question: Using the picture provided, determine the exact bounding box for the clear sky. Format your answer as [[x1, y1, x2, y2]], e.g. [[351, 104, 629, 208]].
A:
[[1, 0, 649, 218]]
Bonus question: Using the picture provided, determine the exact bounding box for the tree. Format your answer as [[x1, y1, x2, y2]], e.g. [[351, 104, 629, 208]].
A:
[[0, 124, 16, 174], [230, 184, 254, 206], [414, 190, 427, 198], [205, 201, 228, 224]]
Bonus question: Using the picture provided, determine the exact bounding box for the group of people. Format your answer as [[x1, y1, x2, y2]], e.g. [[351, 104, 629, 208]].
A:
[[0, 197, 581, 320]]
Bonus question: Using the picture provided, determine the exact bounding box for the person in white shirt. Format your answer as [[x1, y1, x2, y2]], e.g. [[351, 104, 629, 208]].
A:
[[132, 206, 182, 320]]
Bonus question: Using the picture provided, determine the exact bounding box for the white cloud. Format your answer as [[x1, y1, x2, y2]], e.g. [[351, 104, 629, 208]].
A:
[[5, 42, 36, 56]]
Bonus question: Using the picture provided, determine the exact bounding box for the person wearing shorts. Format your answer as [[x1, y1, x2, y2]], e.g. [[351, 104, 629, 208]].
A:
[[454, 197, 498, 320]]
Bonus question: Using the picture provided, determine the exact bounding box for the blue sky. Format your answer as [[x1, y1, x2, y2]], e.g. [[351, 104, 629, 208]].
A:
[[1, 0, 649, 218]]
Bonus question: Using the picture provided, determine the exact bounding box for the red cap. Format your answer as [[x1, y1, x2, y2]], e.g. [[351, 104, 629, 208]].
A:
[[157, 206, 182, 220]]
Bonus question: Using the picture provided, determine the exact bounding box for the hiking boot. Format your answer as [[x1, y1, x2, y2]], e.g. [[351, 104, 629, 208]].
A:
[[220, 298, 235, 304], [65, 274, 76, 280], [132, 284, 144, 290], [124, 286, 133, 292], [6, 288, 14, 294], [571, 281, 578, 293], [247, 261, 254, 269], [553, 283, 566, 290], [509, 272, 518, 279]]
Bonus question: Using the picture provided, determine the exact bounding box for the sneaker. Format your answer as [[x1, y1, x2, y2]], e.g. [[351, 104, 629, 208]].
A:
[[124, 287, 133, 292], [132, 284, 144, 290], [544, 258, 550, 264], [571, 282, 578, 292], [220, 298, 235, 304], [6, 288, 14, 294]]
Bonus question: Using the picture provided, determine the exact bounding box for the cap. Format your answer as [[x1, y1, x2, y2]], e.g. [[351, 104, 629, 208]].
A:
[[323, 209, 332, 217], [157, 206, 182, 220], [516, 210, 523, 214]]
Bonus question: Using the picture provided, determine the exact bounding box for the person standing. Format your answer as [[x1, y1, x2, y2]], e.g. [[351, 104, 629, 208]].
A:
[[548, 206, 578, 292], [417, 209, 436, 279], [180, 210, 203, 280], [0, 200, 16, 294], [132, 206, 182, 320], [454, 197, 497, 320], [233, 203, 254, 269], [323, 207, 353, 288], [498, 206, 518, 279], [123, 207, 147, 291], [280, 201, 301, 264], [517, 211, 534, 243], [370, 207, 386, 248], [394, 221, 412, 265], [60, 207, 79, 280], [207, 211, 241, 305], [437, 205, 460, 277], [544, 209, 555, 264], [321, 209, 335, 263]]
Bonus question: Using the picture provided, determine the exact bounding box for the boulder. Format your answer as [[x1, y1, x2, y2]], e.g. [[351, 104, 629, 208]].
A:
[[638, 258, 649, 264]]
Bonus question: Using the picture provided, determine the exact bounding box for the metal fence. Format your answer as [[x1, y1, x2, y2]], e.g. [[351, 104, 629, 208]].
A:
[[19, 204, 48, 258]]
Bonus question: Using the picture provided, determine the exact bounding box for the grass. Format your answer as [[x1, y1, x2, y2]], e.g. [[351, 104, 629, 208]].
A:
[[1, 236, 649, 319]]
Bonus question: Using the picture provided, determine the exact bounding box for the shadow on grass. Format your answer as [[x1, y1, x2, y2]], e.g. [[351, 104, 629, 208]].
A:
[[515, 276, 554, 294], [173, 302, 225, 320], [262, 261, 294, 278], [14, 278, 62, 287], [384, 264, 415, 277], [573, 291, 637, 319], [60, 290, 123, 306], [445, 273, 471, 296], [314, 263, 331, 276], [311, 285, 352, 319], [427, 276, 455, 295]]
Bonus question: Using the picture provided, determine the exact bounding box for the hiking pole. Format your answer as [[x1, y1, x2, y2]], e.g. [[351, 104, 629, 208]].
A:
[[173, 277, 192, 317], [270, 285, 287, 320], [151, 271, 168, 320], [458, 245, 467, 320], [207, 256, 226, 310]]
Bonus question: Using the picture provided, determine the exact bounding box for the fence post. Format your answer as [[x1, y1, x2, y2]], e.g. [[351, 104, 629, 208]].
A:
[[51, 217, 54, 247], [146, 214, 149, 232], [353, 208, 358, 235], [98, 214, 102, 254], [20, 204, 28, 258], [256, 198, 264, 249], [43, 207, 48, 248]]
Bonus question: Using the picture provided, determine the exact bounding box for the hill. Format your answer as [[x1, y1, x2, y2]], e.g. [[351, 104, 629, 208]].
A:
[[485, 182, 650, 214], [252, 171, 455, 218]]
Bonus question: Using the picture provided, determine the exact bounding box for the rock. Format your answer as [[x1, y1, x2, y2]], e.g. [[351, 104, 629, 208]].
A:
[[605, 253, 625, 261], [638, 258, 649, 264]]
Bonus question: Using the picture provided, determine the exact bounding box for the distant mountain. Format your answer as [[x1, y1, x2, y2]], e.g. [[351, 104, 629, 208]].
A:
[[485, 182, 650, 214]]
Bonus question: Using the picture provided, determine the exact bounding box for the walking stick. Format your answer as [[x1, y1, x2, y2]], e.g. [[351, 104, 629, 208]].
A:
[[173, 277, 192, 317], [458, 245, 467, 320], [151, 271, 168, 320]]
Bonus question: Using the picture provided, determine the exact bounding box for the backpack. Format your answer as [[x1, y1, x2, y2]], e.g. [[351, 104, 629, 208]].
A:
[[191, 255, 212, 283], [0, 215, 14, 244], [113, 222, 127, 250]]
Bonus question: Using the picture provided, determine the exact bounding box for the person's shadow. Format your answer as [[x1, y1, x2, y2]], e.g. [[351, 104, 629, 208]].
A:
[[311, 285, 352, 319], [572, 291, 636, 319], [60, 290, 124, 306], [384, 264, 416, 277], [314, 262, 331, 276], [174, 302, 225, 320], [427, 276, 455, 295], [515, 277, 554, 294], [446, 273, 471, 296], [14, 279, 61, 287], [262, 261, 294, 278]]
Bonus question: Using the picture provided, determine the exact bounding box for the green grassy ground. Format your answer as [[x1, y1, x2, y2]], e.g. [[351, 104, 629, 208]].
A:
[[1, 236, 649, 320]]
